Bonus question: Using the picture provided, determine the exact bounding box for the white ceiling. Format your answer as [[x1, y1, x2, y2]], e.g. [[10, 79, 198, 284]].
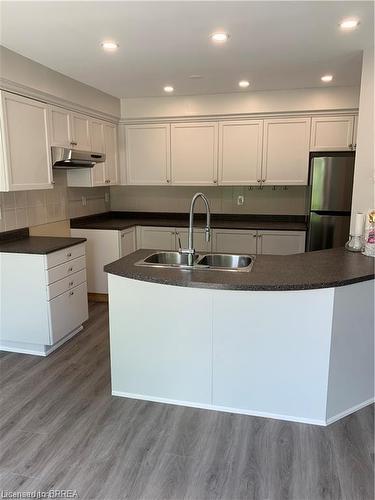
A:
[[0, 1, 373, 98]]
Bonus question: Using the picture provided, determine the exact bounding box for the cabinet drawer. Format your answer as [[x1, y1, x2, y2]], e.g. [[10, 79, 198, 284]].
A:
[[48, 282, 88, 344], [46, 256, 86, 284], [47, 269, 87, 300], [46, 243, 85, 269]]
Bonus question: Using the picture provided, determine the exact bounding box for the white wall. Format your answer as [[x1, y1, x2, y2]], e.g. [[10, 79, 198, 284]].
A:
[[0, 46, 120, 117], [121, 86, 360, 120], [350, 47, 375, 232]]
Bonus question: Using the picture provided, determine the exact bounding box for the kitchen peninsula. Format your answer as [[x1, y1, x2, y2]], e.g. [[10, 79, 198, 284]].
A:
[[105, 247, 374, 426]]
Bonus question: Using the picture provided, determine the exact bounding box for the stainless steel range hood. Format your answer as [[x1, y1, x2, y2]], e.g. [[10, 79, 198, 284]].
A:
[[52, 147, 106, 169]]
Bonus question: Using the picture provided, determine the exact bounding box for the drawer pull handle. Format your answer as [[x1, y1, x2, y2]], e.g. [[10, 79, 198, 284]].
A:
[[68, 267, 73, 272], [67, 252, 72, 257], [69, 291, 74, 296], [69, 281, 74, 286]]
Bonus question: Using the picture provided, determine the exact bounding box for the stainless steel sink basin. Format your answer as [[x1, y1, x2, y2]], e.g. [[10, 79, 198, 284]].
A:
[[136, 251, 254, 272], [196, 253, 252, 269], [140, 251, 199, 268]]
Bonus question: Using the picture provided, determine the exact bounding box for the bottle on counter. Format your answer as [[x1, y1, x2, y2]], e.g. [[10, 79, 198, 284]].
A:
[[345, 213, 365, 252], [362, 210, 375, 257]]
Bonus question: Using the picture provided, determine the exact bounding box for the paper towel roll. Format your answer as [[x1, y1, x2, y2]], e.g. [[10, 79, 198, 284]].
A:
[[353, 213, 364, 236]]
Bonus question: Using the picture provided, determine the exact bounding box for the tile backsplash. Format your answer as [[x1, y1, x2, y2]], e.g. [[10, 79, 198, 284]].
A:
[[0, 171, 110, 232]]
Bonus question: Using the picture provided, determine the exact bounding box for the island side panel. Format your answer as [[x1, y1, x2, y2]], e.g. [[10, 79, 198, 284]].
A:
[[211, 288, 335, 424], [326, 280, 375, 423], [108, 275, 212, 405]]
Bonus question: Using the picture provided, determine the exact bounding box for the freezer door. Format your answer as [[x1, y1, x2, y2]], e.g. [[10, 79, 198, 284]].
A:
[[307, 212, 350, 251], [310, 156, 355, 211]]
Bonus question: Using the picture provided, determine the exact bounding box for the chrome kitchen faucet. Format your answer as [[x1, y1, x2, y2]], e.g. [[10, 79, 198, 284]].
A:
[[179, 192, 211, 266]]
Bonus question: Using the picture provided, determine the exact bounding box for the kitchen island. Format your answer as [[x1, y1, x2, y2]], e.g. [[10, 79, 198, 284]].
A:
[[105, 248, 374, 426]]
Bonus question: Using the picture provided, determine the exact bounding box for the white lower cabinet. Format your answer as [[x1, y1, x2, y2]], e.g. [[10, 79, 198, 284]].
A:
[[213, 229, 257, 254], [175, 227, 212, 252], [257, 230, 306, 255], [70, 227, 136, 293], [213, 229, 306, 255], [0, 243, 88, 356], [137, 226, 176, 251]]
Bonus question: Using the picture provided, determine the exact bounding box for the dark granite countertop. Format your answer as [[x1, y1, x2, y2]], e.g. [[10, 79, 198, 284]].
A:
[[0, 228, 86, 255], [71, 211, 307, 232], [104, 247, 375, 291]]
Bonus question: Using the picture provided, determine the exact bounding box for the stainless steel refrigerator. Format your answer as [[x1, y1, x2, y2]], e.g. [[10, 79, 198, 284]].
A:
[[306, 153, 355, 251]]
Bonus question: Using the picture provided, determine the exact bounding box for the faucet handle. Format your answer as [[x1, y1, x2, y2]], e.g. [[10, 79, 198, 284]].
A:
[[177, 232, 182, 251], [205, 226, 211, 242]]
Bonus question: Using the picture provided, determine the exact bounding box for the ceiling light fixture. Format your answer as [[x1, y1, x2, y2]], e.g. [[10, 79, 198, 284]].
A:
[[101, 41, 119, 51], [238, 80, 250, 88], [340, 18, 359, 30], [321, 74, 333, 82], [210, 32, 230, 43], [164, 85, 174, 93]]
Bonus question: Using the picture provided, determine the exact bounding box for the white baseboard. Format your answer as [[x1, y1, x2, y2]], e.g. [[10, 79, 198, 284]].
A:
[[326, 397, 375, 425], [0, 326, 83, 357], [112, 390, 327, 426]]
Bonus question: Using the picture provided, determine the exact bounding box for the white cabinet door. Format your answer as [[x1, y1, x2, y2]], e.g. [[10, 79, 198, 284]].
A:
[[137, 226, 176, 250], [103, 122, 118, 185], [120, 228, 137, 257], [310, 116, 355, 151], [91, 119, 106, 186], [171, 122, 218, 185], [71, 112, 91, 151], [0, 92, 53, 191], [212, 229, 257, 254], [175, 228, 212, 253], [257, 230, 306, 255], [262, 118, 311, 185], [125, 124, 171, 185], [50, 106, 72, 148], [48, 282, 88, 344], [219, 120, 263, 185]]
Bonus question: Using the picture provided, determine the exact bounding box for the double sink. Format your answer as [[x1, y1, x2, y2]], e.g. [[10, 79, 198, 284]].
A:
[[136, 251, 254, 272]]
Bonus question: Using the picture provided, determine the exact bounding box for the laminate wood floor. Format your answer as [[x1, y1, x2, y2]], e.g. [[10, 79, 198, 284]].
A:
[[0, 302, 373, 500]]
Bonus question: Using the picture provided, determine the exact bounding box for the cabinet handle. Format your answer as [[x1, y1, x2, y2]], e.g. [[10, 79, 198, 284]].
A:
[[69, 291, 74, 296], [68, 267, 73, 272], [51, 181, 55, 185], [67, 252, 72, 257], [354, 144, 357, 149], [69, 281, 74, 286], [70, 141, 78, 146], [348, 144, 353, 149], [262, 179, 266, 183], [121, 234, 125, 238], [253, 234, 257, 238], [257, 179, 261, 183], [166, 179, 170, 183], [213, 179, 217, 184]]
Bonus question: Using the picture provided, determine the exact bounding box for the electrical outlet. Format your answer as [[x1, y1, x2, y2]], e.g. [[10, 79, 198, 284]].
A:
[[105, 192, 110, 203], [237, 195, 244, 206], [81, 196, 87, 207]]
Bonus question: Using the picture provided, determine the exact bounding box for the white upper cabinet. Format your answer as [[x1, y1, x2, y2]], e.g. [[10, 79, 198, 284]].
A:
[[310, 115, 355, 151], [103, 122, 118, 185], [262, 117, 311, 185], [0, 92, 53, 191], [90, 119, 106, 186], [171, 122, 218, 185], [67, 119, 118, 187], [70, 112, 91, 151], [219, 120, 263, 185], [125, 124, 171, 185], [50, 107, 72, 148]]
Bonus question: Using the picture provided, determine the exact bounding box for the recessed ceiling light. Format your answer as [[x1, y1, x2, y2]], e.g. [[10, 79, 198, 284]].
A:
[[164, 86, 174, 93], [210, 32, 230, 43], [340, 18, 359, 30], [321, 75, 333, 82], [101, 41, 119, 51], [238, 80, 250, 88], [189, 74, 203, 79]]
